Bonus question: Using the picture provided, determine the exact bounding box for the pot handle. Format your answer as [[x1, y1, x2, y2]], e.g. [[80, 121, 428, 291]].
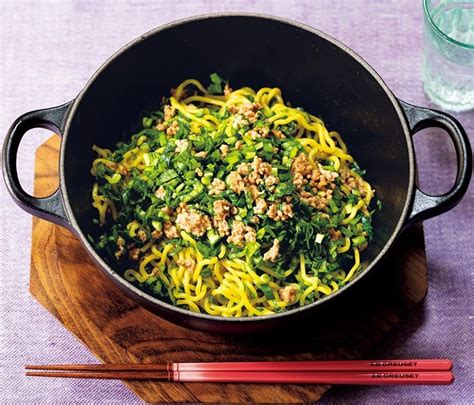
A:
[[399, 100, 472, 223], [2, 101, 73, 228]]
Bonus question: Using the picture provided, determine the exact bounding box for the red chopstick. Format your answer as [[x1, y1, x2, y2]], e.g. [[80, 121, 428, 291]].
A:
[[26, 359, 452, 373], [173, 370, 454, 385], [25, 369, 454, 385]]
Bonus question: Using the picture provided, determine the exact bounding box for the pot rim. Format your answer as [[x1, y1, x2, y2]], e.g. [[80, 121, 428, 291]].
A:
[[60, 12, 415, 323]]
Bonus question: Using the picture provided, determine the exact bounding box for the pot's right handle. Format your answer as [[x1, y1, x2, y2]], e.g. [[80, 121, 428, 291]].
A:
[[2, 101, 73, 229], [399, 100, 472, 223]]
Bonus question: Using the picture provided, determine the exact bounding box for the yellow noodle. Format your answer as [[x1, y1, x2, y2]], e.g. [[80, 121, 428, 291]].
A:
[[137, 255, 157, 280], [330, 131, 348, 152], [341, 199, 365, 225], [255, 87, 273, 103], [176, 298, 200, 312], [203, 114, 221, 126], [337, 237, 351, 253], [174, 79, 207, 99], [299, 254, 317, 285], [300, 283, 318, 306], [92, 145, 112, 158], [317, 284, 333, 295], [91, 157, 115, 172], [193, 257, 218, 282], [343, 248, 361, 283], [182, 95, 226, 107], [124, 269, 147, 283], [170, 97, 214, 128]]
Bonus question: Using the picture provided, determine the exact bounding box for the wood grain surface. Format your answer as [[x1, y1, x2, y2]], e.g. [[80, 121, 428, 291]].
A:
[[30, 135, 428, 404]]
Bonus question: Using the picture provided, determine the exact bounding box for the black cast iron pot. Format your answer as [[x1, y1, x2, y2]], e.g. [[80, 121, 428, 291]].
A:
[[3, 14, 471, 333]]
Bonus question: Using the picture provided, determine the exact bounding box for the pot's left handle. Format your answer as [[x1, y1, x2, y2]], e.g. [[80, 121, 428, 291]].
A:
[[2, 101, 74, 229]]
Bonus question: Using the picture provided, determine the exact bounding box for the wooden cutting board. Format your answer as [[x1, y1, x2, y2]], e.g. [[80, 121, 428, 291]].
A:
[[30, 135, 428, 403]]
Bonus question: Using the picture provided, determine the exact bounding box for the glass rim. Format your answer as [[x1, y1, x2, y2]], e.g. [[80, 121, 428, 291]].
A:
[[423, 0, 474, 49]]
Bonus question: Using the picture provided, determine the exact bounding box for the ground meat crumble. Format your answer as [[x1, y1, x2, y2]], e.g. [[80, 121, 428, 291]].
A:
[[278, 284, 298, 303], [213, 199, 233, 220], [137, 229, 147, 243], [155, 186, 166, 200], [151, 229, 162, 240], [227, 220, 256, 247], [328, 228, 342, 240], [219, 144, 229, 158], [115, 236, 126, 259], [175, 138, 188, 153], [164, 105, 175, 121], [228, 102, 262, 123], [175, 205, 212, 237], [227, 171, 246, 194], [248, 126, 270, 139], [254, 198, 268, 215], [209, 178, 226, 195], [267, 202, 294, 221], [163, 221, 179, 239], [342, 170, 367, 196], [263, 239, 280, 262], [291, 152, 339, 210]]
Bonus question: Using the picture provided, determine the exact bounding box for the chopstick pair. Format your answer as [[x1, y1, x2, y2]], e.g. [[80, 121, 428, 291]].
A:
[[25, 359, 454, 385]]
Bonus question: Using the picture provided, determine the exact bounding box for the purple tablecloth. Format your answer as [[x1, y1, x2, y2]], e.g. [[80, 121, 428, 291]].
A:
[[1, 1, 472, 403]]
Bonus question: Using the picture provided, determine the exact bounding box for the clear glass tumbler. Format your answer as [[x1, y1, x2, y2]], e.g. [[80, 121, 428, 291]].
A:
[[423, 0, 474, 112]]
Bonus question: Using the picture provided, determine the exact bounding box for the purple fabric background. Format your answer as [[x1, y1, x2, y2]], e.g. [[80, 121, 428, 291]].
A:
[[1, 1, 472, 403]]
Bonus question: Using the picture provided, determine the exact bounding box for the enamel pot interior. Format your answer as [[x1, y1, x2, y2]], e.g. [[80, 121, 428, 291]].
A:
[[61, 15, 412, 333]]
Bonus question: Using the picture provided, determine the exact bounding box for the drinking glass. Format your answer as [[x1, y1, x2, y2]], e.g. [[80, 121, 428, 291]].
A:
[[423, 0, 474, 112]]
